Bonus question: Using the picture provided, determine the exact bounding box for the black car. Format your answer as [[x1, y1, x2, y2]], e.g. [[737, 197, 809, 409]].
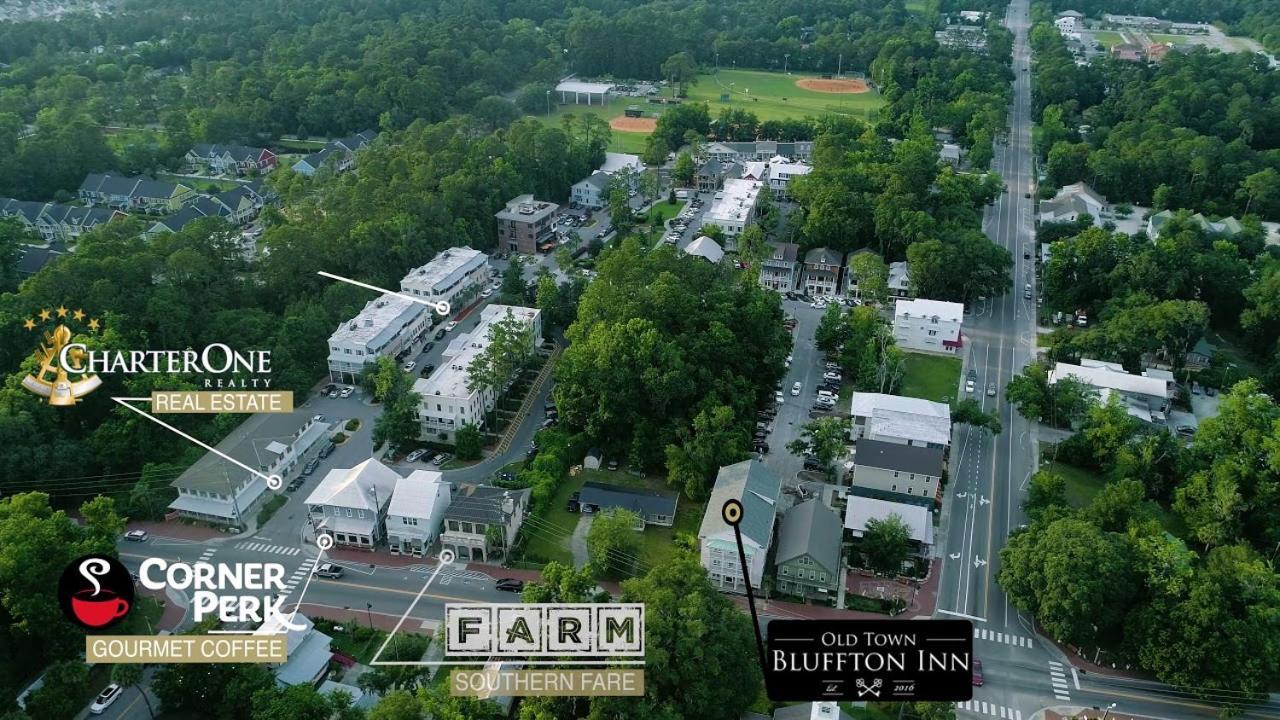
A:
[[302, 458, 319, 476], [423, 342, 435, 353], [420, 364, 436, 376], [321, 384, 337, 395], [496, 578, 525, 592], [567, 491, 581, 512], [754, 442, 770, 454], [803, 458, 824, 471], [318, 442, 335, 459]]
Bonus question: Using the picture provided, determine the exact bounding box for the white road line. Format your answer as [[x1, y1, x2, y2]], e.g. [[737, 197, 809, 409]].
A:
[[1072, 666, 1080, 689]]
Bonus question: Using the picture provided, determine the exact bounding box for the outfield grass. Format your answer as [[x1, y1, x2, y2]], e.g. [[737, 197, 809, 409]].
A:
[[900, 353, 962, 404], [687, 69, 883, 123], [532, 102, 652, 154]]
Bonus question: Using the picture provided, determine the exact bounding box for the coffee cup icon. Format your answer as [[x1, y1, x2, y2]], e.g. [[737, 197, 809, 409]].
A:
[[71, 589, 130, 628]]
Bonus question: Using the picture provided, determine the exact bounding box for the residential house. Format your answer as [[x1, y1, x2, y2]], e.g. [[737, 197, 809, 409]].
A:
[[765, 156, 812, 199], [844, 496, 935, 557], [774, 499, 843, 601], [571, 171, 612, 209], [1111, 43, 1146, 62], [0, 198, 120, 243], [1049, 358, 1173, 424], [850, 438, 945, 508], [400, 246, 491, 314], [78, 173, 196, 213], [414, 305, 541, 442], [255, 613, 332, 688], [892, 298, 964, 354], [1037, 182, 1108, 225], [186, 144, 277, 175], [214, 185, 266, 224], [699, 460, 781, 593], [327, 293, 430, 385], [1147, 209, 1244, 240], [683, 235, 724, 263], [848, 392, 952, 449], [386, 470, 452, 557], [168, 414, 330, 527], [577, 482, 678, 528], [439, 485, 530, 562], [803, 247, 844, 298], [1185, 337, 1216, 371], [759, 241, 800, 292], [291, 130, 378, 176], [303, 458, 399, 548], [703, 140, 814, 164], [841, 249, 904, 299], [888, 261, 912, 298], [940, 143, 963, 166], [15, 243, 66, 277], [495, 194, 559, 254], [696, 158, 738, 192], [702, 178, 763, 241]]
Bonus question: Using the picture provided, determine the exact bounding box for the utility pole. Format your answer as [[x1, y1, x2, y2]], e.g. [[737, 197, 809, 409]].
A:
[[226, 471, 242, 531], [837, 53, 843, 77], [546, 90, 551, 116], [366, 602, 374, 630], [784, 53, 791, 74]]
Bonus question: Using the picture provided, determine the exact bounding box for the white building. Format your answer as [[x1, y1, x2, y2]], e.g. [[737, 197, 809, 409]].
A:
[[759, 241, 801, 291], [1049, 358, 1173, 424], [599, 152, 643, 175], [1054, 11, 1083, 35], [168, 413, 330, 527], [327, 293, 430, 384], [386, 470, 451, 557], [702, 178, 763, 241], [848, 392, 952, 449], [255, 613, 332, 688], [683, 236, 724, 263], [699, 460, 780, 594], [888, 261, 912, 298], [571, 171, 611, 209], [893, 298, 964, 354], [304, 458, 399, 548], [1037, 182, 1109, 225], [555, 79, 613, 105], [400, 247, 491, 315], [765, 156, 812, 199], [414, 305, 542, 442], [844, 496, 935, 552]]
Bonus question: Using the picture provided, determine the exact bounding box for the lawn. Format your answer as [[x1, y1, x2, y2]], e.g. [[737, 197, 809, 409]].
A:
[[156, 173, 244, 192], [1089, 30, 1127, 48], [275, 138, 327, 150], [521, 472, 583, 565], [1045, 456, 1187, 536], [532, 102, 652, 154], [1147, 33, 1190, 45], [686, 69, 883, 123], [903, 0, 928, 13], [642, 199, 685, 225], [899, 353, 962, 404]]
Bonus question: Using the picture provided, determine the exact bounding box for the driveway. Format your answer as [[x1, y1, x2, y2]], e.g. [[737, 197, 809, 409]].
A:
[[570, 515, 592, 568], [761, 298, 829, 503]]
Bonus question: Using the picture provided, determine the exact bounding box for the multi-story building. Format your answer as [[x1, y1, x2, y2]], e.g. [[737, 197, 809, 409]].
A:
[[78, 173, 197, 213], [495, 194, 559, 254], [774, 499, 843, 601], [168, 413, 331, 527], [414, 305, 541, 442], [1049, 358, 1173, 424], [765, 156, 812, 199], [696, 159, 738, 192], [400, 247, 491, 314], [702, 179, 763, 241], [892, 298, 964, 354], [699, 460, 781, 593], [304, 458, 399, 548], [759, 241, 800, 291], [327, 293, 430, 384], [703, 140, 814, 164], [803, 247, 844, 298], [186, 144, 278, 175], [386, 470, 452, 557], [0, 198, 121, 243], [848, 392, 952, 449], [850, 438, 945, 508], [570, 171, 611, 209], [439, 485, 530, 562]]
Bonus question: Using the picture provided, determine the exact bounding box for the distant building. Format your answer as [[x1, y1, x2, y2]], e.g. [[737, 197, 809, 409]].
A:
[[774, 499, 843, 601], [78, 173, 196, 214], [304, 458, 399, 548], [495, 194, 559, 254], [888, 261, 911, 298], [1185, 337, 1217, 371], [386, 470, 452, 557], [803, 247, 844, 298], [577, 482, 679, 528], [186, 144, 277, 175], [699, 460, 780, 593], [1147, 209, 1244, 240], [940, 143, 963, 166], [400, 247, 491, 314], [1049, 358, 1173, 424], [555, 79, 613, 105], [327, 293, 430, 385], [1038, 182, 1109, 225], [1111, 43, 1146, 62], [291, 130, 378, 177], [255, 613, 332, 688], [1054, 11, 1083, 35], [759, 241, 801, 291], [0, 198, 121, 243], [571, 171, 612, 209], [696, 158, 738, 192], [1103, 13, 1171, 31], [765, 156, 812, 199], [169, 414, 330, 527], [850, 438, 945, 508], [683, 235, 724, 263], [703, 140, 813, 165], [893, 298, 964, 354], [848, 392, 952, 449]]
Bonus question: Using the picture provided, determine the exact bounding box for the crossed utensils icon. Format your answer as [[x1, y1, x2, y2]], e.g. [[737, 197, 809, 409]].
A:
[[855, 678, 883, 698]]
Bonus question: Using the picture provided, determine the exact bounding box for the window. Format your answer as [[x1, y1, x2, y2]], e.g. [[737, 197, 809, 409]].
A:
[[345, 508, 353, 517], [780, 566, 788, 575], [820, 573, 826, 582], [357, 510, 365, 519], [809, 570, 816, 580], [928, 330, 937, 336], [892, 484, 897, 492], [893, 471, 900, 478]]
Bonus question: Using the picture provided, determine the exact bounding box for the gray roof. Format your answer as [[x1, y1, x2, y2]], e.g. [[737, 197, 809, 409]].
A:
[[444, 486, 530, 524], [700, 460, 780, 547], [1190, 337, 1216, 357], [699, 158, 724, 176], [579, 171, 611, 190], [333, 130, 377, 152], [854, 438, 945, 477], [578, 482, 678, 517], [767, 241, 799, 263], [16, 245, 65, 275], [804, 247, 843, 267], [774, 499, 842, 575], [171, 412, 325, 493], [190, 143, 267, 160]]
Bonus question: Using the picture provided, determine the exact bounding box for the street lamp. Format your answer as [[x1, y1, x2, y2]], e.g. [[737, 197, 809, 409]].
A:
[[784, 53, 791, 74], [1100, 703, 1117, 720], [366, 602, 374, 630]]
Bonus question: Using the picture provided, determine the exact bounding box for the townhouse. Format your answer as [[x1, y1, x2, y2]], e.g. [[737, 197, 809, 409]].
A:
[[78, 173, 197, 213], [386, 470, 452, 557], [699, 460, 781, 593], [802, 247, 844, 298], [892, 298, 964, 354], [0, 198, 121, 243], [291, 130, 378, 177], [703, 140, 814, 164], [850, 438, 945, 508], [439, 485, 530, 562], [186, 144, 277, 175], [400, 246, 491, 314], [759, 241, 800, 292], [327, 293, 430, 385], [303, 458, 399, 548]]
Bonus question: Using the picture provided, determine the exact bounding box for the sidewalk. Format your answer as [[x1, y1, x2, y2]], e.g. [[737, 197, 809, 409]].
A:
[[127, 519, 225, 542], [295, 602, 435, 635]]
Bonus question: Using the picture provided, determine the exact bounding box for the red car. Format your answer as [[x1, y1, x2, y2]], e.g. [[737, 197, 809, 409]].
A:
[[972, 658, 984, 686]]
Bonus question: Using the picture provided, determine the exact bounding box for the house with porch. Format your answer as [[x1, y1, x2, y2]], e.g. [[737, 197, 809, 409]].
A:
[[439, 486, 530, 562], [699, 460, 781, 594], [386, 470, 452, 557], [803, 247, 844, 298], [186, 144, 277, 175], [773, 499, 843, 602], [303, 458, 399, 548]]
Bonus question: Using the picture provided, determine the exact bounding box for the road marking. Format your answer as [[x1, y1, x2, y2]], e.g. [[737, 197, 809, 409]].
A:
[[1072, 666, 1080, 689], [1048, 661, 1071, 702], [235, 541, 302, 556], [938, 608, 986, 622]]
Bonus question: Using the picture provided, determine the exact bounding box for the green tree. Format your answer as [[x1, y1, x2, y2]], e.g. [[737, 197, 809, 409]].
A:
[[848, 251, 889, 306], [814, 302, 847, 353], [664, 404, 750, 500], [641, 136, 669, 169], [23, 661, 88, 720], [787, 417, 848, 479], [671, 152, 696, 187], [367, 691, 421, 720], [607, 186, 633, 237], [861, 514, 912, 576], [1005, 360, 1094, 427], [587, 508, 643, 579], [252, 683, 334, 720], [1025, 471, 1067, 521], [112, 664, 155, 719], [660, 52, 699, 97], [499, 257, 528, 306], [951, 398, 1002, 434], [454, 423, 482, 460], [521, 561, 597, 603]]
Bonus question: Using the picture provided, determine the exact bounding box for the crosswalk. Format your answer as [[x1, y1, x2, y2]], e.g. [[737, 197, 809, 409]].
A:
[[1048, 660, 1071, 701], [197, 547, 217, 563], [278, 558, 318, 603], [235, 541, 303, 556], [973, 626, 1034, 648], [955, 700, 1022, 719]]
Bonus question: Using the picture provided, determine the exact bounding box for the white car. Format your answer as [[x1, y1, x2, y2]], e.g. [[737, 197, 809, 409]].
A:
[[791, 381, 802, 396], [775, 391, 785, 404], [339, 387, 354, 398], [481, 288, 494, 298], [817, 390, 839, 401], [402, 361, 416, 372], [445, 321, 458, 332], [90, 684, 123, 715], [965, 379, 976, 393], [785, 355, 793, 367], [405, 448, 426, 463], [124, 529, 148, 542], [492, 279, 502, 289]]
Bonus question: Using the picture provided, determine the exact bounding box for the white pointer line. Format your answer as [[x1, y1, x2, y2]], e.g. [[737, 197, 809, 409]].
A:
[[317, 271, 450, 316], [369, 555, 453, 666], [112, 397, 274, 484]]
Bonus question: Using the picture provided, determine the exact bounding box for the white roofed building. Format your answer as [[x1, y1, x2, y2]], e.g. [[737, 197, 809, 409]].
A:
[[1049, 359, 1172, 424], [849, 392, 952, 449], [255, 613, 332, 687], [1038, 182, 1109, 226], [555, 79, 613, 105], [304, 458, 399, 548], [327, 293, 430, 385], [844, 496, 935, 551], [400, 247, 491, 317], [600, 152, 643, 175], [702, 178, 763, 243], [766, 157, 812, 199], [684, 236, 724, 263], [893, 298, 964, 354], [386, 470, 452, 557]]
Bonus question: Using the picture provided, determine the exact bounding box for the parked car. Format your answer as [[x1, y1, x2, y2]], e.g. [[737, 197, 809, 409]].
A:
[[803, 458, 824, 472], [986, 383, 997, 397], [1023, 284, 1032, 300], [775, 391, 785, 404], [972, 658, 984, 686], [287, 478, 304, 492], [405, 448, 426, 463], [481, 288, 494, 298], [340, 386, 354, 398], [319, 442, 335, 459], [965, 379, 976, 393], [496, 578, 525, 592], [423, 342, 435, 353], [541, 418, 558, 428], [402, 360, 416, 372], [89, 684, 123, 715], [124, 529, 149, 542], [420, 452, 437, 464], [435, 329, 447, 340], [791, 381, 802, 396], [302, 458, 319, 476], [432, 453, 451, 466], [567, 491, 581, 512], [753, 442, 770, 454], [444, 321, 459, 332], [313, 563, 345, 579]]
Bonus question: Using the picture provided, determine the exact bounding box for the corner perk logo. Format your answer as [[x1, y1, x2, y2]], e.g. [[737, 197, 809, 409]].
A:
[[20, 306, 103, 406], [59, 554, 134, 630]]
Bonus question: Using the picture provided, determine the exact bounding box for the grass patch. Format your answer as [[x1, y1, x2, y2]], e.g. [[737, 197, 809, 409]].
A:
[[1147, 33, 1190, 44], [686, 68, 883, 123], [644, 199, 686, 225], [275, 138, 327, 150], [899, 353, 962, 404], [155, 173, 244, 192], [904, 0, 928, 13], [573, 469, 701, 571], [531, 102, 652, 154], [256, 494, 288, 526], [1046, 457, 1187, 536], [1089, 30, 1127, 48]]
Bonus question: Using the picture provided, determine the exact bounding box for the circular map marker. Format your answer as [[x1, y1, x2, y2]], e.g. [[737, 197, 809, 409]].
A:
[[722, 499, 743, 526], [266, 474, 284, 491], [433, 300, 451, 316], [439, 548, 456, 565], [315, 533, 335, 551]]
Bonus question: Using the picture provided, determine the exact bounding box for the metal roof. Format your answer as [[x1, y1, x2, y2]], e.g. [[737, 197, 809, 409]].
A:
[[577, 482, 678, 518], [853, 438, 945, 477], [774, 499, 843, 575], [700, 460, 780, 548]]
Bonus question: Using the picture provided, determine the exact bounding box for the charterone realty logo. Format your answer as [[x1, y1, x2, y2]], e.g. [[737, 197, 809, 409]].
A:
[[20, 306, 104, 406]]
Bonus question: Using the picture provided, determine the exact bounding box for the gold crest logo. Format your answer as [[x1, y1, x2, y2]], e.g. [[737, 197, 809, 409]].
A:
[[20, 306, 103, 406]]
